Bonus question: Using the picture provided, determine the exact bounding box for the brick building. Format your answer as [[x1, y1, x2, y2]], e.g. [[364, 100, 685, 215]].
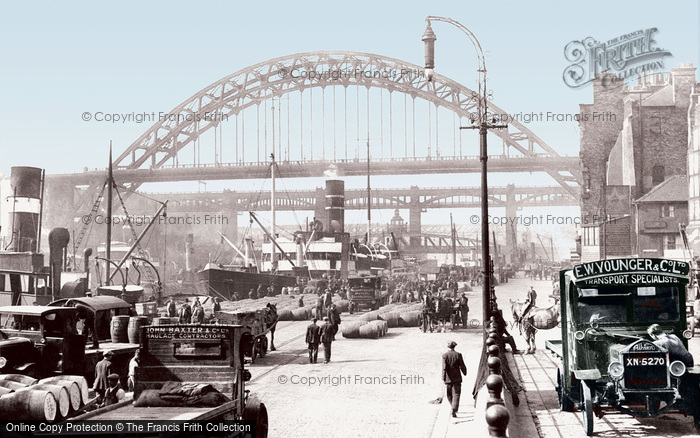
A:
[[579, 64, 698, 262], [634, 175, 688, 259], [687, 84, 700, 259]]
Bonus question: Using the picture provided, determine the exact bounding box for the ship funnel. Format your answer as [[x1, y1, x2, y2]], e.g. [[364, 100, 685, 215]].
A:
[[5, 166, 43, 252], [325, 179, 345, 233]]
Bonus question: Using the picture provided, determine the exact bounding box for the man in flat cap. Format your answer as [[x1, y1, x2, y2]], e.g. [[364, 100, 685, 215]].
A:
[[93, 350, 115, 404], [101, 373, 125, 407], [306, 317, 321, 363], [442, 340, 467, 418]]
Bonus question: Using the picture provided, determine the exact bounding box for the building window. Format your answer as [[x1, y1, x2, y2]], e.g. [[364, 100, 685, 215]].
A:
[[665, 234, 677, 250], [652, 165, 665, 186], [661, 205, 676, 218], [583, 226, 599, 246], [650, 116, 661, 134]]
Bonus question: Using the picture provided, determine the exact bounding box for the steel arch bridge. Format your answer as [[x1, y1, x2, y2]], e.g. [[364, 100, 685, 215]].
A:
[[55, 51, 581, 227], [113, 51, 578, 187]]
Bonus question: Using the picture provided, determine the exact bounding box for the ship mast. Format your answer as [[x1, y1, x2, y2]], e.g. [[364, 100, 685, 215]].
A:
[[366, 139, 371, 246], [270, 153, 277, 272], [105, 143, 113, 286]]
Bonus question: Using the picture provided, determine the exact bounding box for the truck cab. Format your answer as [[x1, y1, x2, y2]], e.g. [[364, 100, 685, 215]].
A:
[[546, 258, 700, 435], [0, 306, 85, 378]]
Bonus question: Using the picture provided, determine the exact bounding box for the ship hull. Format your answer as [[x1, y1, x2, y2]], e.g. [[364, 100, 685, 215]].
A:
[[194, 267, 296, 300]]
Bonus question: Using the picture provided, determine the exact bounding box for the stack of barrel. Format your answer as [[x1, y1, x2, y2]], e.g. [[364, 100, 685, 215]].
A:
[[0, 374, 89, 421], [110, 315, 152, 345], [341, 303, 422, 339]]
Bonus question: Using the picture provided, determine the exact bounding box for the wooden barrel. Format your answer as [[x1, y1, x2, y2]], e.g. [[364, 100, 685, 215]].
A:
[[369, 320, 387, 336], [38, 379, 81, 411], [341, 321, 365, 339], [40, 376, 89, 406], [17, 384, 69, 419], [380, 312, 400, 328], [110, 315, 130, 343], [358, 324, 379, 339], [277, 309, 293, 321], [335, 300, 350, 313], [0, 389, 57, 421], [291, 308, 308, 321], [281, 287, 288, 295], [399, 311, 421, 327], [0, 380, 29, 391], [128, 316, 150, 344], [0, 374, 38, 386], [0, 387, 14, 397]]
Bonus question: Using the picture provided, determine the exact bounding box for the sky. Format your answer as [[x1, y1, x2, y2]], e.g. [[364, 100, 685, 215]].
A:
[[0, 0, 698, 257]]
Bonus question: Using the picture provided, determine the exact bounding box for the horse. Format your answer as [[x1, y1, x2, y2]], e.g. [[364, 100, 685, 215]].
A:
[[264, 303, 279, 351], [510, 298, 560, 353], [420, 295, 435, 333], [434, 297, 454, 332]]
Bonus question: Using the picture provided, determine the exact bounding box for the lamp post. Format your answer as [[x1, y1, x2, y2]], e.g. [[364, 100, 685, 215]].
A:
[[422, 16, 507, 336]]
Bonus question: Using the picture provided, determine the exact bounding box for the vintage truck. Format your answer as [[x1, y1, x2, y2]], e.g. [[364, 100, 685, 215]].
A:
[[546, 258, 700, 435], [0, 300, 138, 384], [347, 275, 389, 313], [71, 323, 268, 437]]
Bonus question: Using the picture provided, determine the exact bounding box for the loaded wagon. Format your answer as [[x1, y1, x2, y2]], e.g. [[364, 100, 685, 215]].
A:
[[217, 307, 278, 363], [70, 323, 268, 437]]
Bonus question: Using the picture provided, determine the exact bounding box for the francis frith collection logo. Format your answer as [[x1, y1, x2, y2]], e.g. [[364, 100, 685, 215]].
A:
[[563, 28, 672, 88]]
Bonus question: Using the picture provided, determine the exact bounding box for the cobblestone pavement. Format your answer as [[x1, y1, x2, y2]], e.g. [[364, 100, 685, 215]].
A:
[[245, 274, 700, 437], [246, 298, 485, 437]]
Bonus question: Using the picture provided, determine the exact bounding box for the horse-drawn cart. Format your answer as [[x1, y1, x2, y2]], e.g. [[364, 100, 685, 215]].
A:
[[217, 306, 278, 363]]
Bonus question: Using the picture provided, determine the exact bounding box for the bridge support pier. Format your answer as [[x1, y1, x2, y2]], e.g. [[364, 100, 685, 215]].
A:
[[409, 186, 422, 248], [504, 184, 517, 265]]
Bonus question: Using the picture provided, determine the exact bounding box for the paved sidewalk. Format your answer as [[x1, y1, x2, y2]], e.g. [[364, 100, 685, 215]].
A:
[[432, 350, 539, 438]]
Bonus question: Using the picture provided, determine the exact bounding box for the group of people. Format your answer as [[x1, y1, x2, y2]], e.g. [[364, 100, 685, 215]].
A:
[[166, 297, 220, 324], [305, 289, 342, 364], [92, 349, 142, 408]]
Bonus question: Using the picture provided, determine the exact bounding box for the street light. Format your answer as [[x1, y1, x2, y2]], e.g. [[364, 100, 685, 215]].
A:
[[422, 16, 507, 335]]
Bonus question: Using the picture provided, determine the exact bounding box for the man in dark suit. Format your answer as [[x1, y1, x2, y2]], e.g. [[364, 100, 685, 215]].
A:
[[319, 317, 334, 364], [305, 317, 321, 363], [442, 340, 467, 418]]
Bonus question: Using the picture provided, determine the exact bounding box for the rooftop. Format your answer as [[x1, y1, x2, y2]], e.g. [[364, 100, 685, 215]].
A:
[[635, 175, 688, 203]]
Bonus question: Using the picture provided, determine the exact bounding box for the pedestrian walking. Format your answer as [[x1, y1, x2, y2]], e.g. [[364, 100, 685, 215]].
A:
[[305, 317, 321, 363], [319, 316, 334, 364], [442, 341, 467, 418]]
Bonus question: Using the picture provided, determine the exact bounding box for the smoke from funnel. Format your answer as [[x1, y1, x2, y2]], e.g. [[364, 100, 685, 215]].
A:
[[325, 180, 344, 233]]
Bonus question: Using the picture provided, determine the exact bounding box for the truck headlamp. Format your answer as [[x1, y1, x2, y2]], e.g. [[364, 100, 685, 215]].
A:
[[607, 361, 624, 379], [682, 330, 693, 340], [574, 331, 585, 341], [0, 356, 7, 368], [669, 360, 686, 377]]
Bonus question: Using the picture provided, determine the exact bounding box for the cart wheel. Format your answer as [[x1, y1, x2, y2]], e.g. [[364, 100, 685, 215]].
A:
[[250, 344, 257, 364], [581, 380, 594, 436], [259, 337, 268, 358], [557, 369, 573, 411], [243, 395, 269, 438]]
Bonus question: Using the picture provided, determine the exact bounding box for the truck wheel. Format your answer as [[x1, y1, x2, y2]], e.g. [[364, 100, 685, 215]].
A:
[[581, 381, 594, 436], [557, 370, 573, 411], [243, 396, 269, 438]]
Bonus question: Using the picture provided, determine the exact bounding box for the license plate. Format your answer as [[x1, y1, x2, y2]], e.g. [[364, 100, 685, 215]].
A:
[[625, 357, 665, 366]]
